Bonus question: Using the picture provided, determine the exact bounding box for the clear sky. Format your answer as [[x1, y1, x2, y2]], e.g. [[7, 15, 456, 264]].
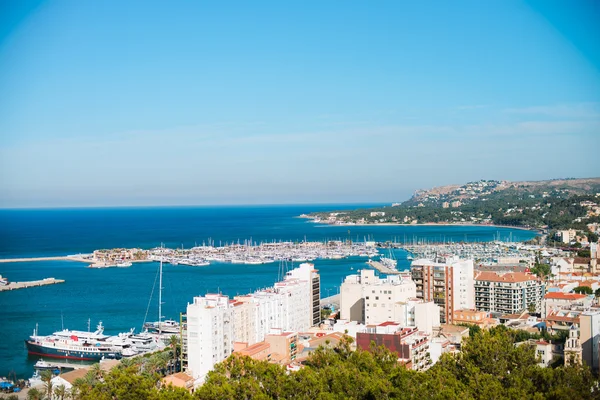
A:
[[1, 0, 599, 207]]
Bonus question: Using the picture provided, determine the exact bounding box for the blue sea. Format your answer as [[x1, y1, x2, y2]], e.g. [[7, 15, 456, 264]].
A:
[[0, 205, 537, 377]]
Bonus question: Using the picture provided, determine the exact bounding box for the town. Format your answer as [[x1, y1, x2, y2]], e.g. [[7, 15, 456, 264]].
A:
[[12, 235, 600, 398]]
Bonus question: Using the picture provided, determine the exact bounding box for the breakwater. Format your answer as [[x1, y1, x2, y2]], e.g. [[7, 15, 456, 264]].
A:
[[0, 278, 65, 291]]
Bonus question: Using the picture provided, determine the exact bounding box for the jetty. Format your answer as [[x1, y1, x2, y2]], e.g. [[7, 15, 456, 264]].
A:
[[0, 254, 92, 264], [367, 260, 400, 275], [0, 278, 65, 292]]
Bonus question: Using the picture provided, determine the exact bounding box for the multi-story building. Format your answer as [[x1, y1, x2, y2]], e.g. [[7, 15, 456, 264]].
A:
[[543, 292, 592, 318], [410, 257, 474, 323], [356, 324, 431, 371], [185, 294, 234, 383], [184, 263, 319, 383], [264, 328, 299, 364], [474, 271, 545, 315], [579, 310, 600, 372], [452, 309, 490, 327], [395, 298, 440, 334], [340, 269, 416, 324], [285, 262, 321, 326]]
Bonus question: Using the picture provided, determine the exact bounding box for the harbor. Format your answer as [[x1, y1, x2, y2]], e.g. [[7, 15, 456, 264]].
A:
[[399, 241, 543, 265], [0, 278, 65, 292], [367, 259, 401, 275]]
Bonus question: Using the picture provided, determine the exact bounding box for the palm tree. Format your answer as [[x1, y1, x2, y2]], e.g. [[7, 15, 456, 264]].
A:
[[54, 384, 67, 400], [40, 370, 53, 400], [168, 335, 180, 373], [27, 387, 43, 400], [88, 363, 103, 383]]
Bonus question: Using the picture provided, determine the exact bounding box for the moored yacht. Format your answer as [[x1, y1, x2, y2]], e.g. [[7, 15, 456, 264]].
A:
[[25, 322, 123, 361]]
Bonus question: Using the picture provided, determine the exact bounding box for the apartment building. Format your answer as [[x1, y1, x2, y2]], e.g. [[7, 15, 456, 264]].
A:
[[474, 271, 545, 314], [340, 269, 416, 325], [356, 324, 431, 371], [185, 294, 234, 383], [543, 292, 592, 318], [395, 299, 441, 334], [184, 263, 319, 383], [410, 257, 474, 323], [285, 262, 321, 326], [579, 309, 600, 372]]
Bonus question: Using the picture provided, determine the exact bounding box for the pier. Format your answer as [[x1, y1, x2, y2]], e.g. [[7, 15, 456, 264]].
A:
[[0, 255, 91, 264], [0, 278, 65, 292], [367, 260, 401, 275]]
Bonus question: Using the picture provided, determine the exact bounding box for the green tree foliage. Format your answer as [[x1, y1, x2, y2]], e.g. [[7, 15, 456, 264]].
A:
[[25, 388, 42, 400], [574, 286, 593, 295], [530, 263, 551, 279], [308, 191, 600, 232], [62, 328, 599, 400]]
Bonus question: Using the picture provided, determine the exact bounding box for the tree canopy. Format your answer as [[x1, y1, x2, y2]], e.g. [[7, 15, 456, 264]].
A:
[[30, 327, 599, 400]]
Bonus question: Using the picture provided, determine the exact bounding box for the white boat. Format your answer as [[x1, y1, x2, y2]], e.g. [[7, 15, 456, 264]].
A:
[[34, 359, 60, 371], [25, 321, 124, 361], [143, 319, 180, 334], [116, 261, 132, 268]]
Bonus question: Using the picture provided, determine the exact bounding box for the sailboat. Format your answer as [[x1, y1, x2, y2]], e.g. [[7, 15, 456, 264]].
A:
[[143, 248, 181, 335], [379, 247, 398, 269]]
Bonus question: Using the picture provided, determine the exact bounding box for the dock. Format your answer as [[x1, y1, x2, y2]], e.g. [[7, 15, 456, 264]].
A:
[[0, 278, 65, 292], [367, 260, 400, 275], [0, 255, 92, 264]]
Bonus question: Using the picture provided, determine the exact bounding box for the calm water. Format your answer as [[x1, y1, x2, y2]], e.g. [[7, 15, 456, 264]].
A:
[[0, 205, 536, 377]]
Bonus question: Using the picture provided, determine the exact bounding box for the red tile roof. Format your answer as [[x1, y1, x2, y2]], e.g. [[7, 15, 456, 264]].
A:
[[475, 271, 539, 283], [544, 292, 587, 300]]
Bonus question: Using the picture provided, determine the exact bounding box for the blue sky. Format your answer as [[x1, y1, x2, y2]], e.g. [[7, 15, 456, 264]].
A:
[[1, 0, 599, 207]]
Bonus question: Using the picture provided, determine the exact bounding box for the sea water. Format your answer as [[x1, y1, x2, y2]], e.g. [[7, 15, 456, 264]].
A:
[[0, 205, 536, 377]]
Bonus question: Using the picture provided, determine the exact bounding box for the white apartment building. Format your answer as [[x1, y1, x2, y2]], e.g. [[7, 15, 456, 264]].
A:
[[395, 299, 441, 334], [185, 263, 319, 383], [474, 271, 545, 314], [285, 262, 321, 326], [340, 269, 417, 325], [410, 257, 474, 323], [186, 294, 234, 383]]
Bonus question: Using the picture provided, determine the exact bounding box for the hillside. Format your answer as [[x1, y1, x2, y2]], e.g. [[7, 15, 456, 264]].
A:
[[405, 178, 600, 207], [306, 178, 600, 233]]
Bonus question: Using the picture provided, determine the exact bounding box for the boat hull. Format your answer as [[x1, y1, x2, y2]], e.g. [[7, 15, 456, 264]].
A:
[[25, 341, 121, 361]]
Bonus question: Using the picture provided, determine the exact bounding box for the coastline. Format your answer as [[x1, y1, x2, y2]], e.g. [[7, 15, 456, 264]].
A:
[[302, 218, 541, 233]]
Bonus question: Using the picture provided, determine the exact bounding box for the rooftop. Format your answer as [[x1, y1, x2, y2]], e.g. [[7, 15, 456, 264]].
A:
[[475, 271, 539, 283], [544, 293, 588, 300]]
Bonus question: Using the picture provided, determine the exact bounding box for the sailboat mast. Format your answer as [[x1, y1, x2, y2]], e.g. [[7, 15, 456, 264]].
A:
[[159, 244, 163, 336]]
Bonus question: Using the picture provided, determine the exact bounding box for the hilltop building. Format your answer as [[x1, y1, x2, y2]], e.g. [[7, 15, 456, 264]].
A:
[[410, 257, 474, 323]]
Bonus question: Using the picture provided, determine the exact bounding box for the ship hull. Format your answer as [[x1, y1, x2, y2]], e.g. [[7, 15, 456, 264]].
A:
[[25, 341, 121, 361]]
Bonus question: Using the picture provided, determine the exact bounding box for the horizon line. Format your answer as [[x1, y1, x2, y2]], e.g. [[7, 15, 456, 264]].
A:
[[0, 201, 393, 211]]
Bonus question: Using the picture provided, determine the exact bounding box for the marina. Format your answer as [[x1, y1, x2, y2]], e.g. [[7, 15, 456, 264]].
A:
[[367, 260, 401, 275], [0, 205, 536, 379], [399, 241, 543, 265]]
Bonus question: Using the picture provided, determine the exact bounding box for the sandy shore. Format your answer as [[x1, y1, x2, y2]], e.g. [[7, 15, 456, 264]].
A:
[[303, 218, 540, 233]]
